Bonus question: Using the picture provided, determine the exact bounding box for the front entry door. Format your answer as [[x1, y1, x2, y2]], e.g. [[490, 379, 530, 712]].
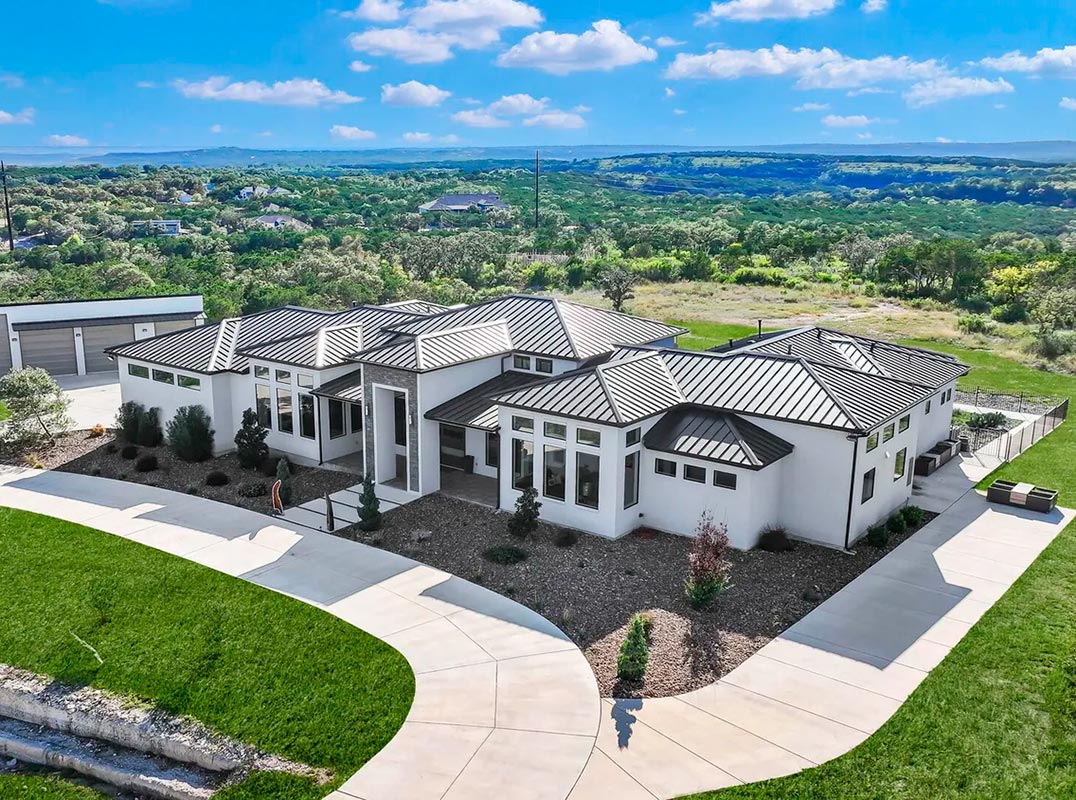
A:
[[439, 424, 467, 470]]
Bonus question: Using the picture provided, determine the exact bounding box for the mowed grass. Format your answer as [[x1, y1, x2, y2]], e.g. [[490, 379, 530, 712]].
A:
[[682, 339, 1076, 800], [670, 320, 760, 351], [0, 508, 414, 800]]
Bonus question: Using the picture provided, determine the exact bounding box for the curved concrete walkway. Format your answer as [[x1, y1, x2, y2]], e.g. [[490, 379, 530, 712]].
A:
[[0, 467, 601, 800]]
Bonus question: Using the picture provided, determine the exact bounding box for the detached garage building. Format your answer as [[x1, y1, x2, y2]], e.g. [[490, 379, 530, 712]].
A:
[[0, 295, 205, 377]]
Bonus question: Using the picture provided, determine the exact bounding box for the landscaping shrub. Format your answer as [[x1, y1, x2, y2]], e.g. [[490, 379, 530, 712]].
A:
[[166, 405, 214, 462], [234, 408, 269, 469], [757, 526, 794, 552], [205, 470, 229, 487], [901, 505, 926, 528], [1029, 329, 1076, 360], [120, 444, 139, 460], [115, 401, 145, 444], [508, 486, 542, 539], [958, 313, 995, 335], [731, 266, 786, 286], [105, 443, 118, 454], [134, 454, 158, 473], [22, 453, 44, 469], [616, 613, 650, 682], [260, 456, 285, 477], [554, 527, 579, 548], [887, 513, 908, 536], [866, 524, 890, 548], [357, 472, 381, 531], [275, 458, 294, 506], [237, 482, 268, 498], [137, 406, 163, 447], [684, 512, 732, 609], [967, 411, 1008, 429], [89, 423, 107, 438], [185, 485, 199, 495], [0, 367, 72, 450], [482, 544, 529, 565]]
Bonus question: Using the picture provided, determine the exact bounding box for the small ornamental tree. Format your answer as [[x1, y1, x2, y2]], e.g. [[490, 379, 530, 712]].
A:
[[275, 457, 294, 506], [116, 401, 146, 444], [684, 512, 732, 609], [357, 472, 381, 532], [137, 406, 163, 447], [166, 405, 215, 462], [234, 408, 269, 469], [616, 613, 651, 682], [507, 486, 542, 539], [0, 367, 72, 450]]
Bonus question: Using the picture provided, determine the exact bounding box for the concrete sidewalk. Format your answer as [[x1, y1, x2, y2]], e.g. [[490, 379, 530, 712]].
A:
[[0, 467, 601, 800]]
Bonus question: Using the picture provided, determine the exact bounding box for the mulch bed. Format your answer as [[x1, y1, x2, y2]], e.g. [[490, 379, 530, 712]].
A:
[[345, 495, 927, 698], [2, 430, 357, 514]]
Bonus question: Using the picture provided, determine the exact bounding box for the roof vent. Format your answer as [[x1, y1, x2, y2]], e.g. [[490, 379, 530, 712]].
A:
[[787, 344, 793, 355]]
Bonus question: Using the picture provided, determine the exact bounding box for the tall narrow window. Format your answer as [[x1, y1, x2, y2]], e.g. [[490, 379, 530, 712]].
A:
[[862, 468, 876, 503], [349, 402, 363, 433], [256, 384, 272, 429], [299, 394, 315, 439], [624, 451, 640, 509], [544, 446, 566, 500], [894, 448, 908, 481], [328, 399, 345, 439], [394, 393, 407, 446], [277, 388, 293, 434], [486, 431, 500, 467], [576, 452, 600, 509], [512, 438, 534, 490]]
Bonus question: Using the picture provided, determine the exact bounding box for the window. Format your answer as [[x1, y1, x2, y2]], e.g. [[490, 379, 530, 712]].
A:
[[577, 428, 601, 447], [543, 445, 566, 500], [299, 394, 315, 439], [684, 464, 706, 483], [512, 415, 533, 433], [276, 389, 293, 434], [512, 438, 534, 490], [925, 399, 932, 414], [254, 365, 269, 380], [536, 358, 553, 374], [349, 402, 363, 434], [328, 399, 346, 439], [297, 373, 314, 389], [894, 447, 907, 481], [862, 468, 876, 503], [655, 458, 676, 477], [486, 431, 500, 467], [544, 421, 566, 440], [128, 363, 149, 379], [866, 432, 879, 452], [626, 427, 641, 446], [899, 414, 910, 433], [576, 451, 600, 509], [624, 451, 640, 509], [275, 369, 291, 383], [152, 369, 174, 385], [713, 470, 737, 490], [256, 384, 272, 429], [883, 423, 895, 442], [513, 355, 531, 370], [394, 394, 407, 446], [178, 375, 201, 391]]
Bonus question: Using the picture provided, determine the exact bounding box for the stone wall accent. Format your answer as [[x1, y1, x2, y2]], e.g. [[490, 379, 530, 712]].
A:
[[362, 364, 420, 490]]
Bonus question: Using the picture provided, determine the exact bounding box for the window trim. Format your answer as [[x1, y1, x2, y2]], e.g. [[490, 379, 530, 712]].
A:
[[883, 423, 895, 442], [684, 464, 706, 484], [254, 365, 269, 380], [626, 427, 641, 447], [486, 431, 499, 468], [862, 467, 876, 504], [575, 450, 600, 510], [576, 428, 601, 447], [275, 369, 292, 383], [535, 357, 553, 374], [511, 415, 534, 433], [349, 402, 363, 435], [511, 437, 534, 490], [297, 373, 314, 389], [543, 421, 567, 440], [655, 458, 677, 477], [543, 445, 567, 502], [866, 431, 879, 452], [152, 368, 174, 385], [328, 399, 346, 439], [255, 383, 272, 430], [894, 447, 908, 481], [299, 393, 316, 440], [276, 388, 294, 435], [713, 470, 737, 490], [925, 398, 932, 414], [898, 414, 910, 433], [624, 450, 640, 510], [513, 355, 531, 370], [127, 363, 149, 379]]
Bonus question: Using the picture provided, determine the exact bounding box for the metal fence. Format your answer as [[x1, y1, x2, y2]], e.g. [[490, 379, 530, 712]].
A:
[[964, 398, 1069, 462]]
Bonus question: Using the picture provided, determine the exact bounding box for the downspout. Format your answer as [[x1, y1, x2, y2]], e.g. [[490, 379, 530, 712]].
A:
[[843, 434, 860, 551], [316, 396, 324, 466]]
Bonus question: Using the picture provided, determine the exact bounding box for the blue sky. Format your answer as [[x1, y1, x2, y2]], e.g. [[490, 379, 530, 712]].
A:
[[3, 0, 1076, 150]]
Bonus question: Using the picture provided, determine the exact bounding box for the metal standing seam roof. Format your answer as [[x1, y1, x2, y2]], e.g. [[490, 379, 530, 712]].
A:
[[378, 300, 449, 315], [643, 407, 794, 469], [383, 295, 688, 361], [311, 369, 365, 403], [355, 320, 514, 372], [425, 371, 545, 430], [12, 311, 202, 332]]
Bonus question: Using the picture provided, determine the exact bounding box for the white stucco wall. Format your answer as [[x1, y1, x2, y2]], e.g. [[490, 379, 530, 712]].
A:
[[918, 382, 956, 453]]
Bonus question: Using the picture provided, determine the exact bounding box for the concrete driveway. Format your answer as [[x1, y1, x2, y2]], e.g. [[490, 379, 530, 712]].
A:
[[57, 373, 120, 431]]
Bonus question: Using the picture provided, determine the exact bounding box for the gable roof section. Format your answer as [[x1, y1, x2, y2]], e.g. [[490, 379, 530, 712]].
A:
[[426, 371, 543, 431], [357, 320, 513, 372], [311, 368, 364, 403], [643, 407, 794, 469], [385, 295, 687, 360]]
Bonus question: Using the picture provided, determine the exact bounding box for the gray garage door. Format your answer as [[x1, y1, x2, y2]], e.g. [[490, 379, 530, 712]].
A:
[[0, 314, 11, 374], [20, 328, 77, 375], [154, 319, 196, 336], [83, 323, 136, 373]]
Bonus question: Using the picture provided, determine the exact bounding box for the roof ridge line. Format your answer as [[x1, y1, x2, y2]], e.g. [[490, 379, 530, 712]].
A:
[[208, 318, 236, 372], [550, 297, 581, 360], [314, 328, 328, 369], [798, 358, 864, 432], [723, 415, 762, 468], [592, 364, 624, 425]]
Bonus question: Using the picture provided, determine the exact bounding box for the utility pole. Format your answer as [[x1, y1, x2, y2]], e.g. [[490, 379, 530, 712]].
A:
[[1, 161, 14, 253]]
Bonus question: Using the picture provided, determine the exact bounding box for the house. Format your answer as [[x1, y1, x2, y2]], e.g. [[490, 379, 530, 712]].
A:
[[418, 193, 510, 213], [108, 297, 966, 550], [237, 185, 294, 201], [250, 214, 311, 232], [132, 220, 182, 236], [13, 234, 46, 250], [176, 192, 195, 204]]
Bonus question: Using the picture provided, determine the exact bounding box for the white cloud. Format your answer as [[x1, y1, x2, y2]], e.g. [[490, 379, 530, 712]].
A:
[[572, 104, 592, 113], [793, 102, 828, 111], [46, 134, 89, 146], [403, 131, 432, 141], [903, 76, 1013, 108], [847, 86, 892, 96], [665, 86, 676, 97], [341, 0, 402, 22], [1060, 97, 1076, 111], [209, 123, 223, 133], [380, 80, 451, 106], [936, 136, 953, 143], [697, 0, 837, 24], [174, 76, 362, 106], [0, 108, 35, 125], [348, 28, 455, 63], [666, 44, 947, 90], [861, 0, 887, 12], [330, 124, 377, 140], [349, 60, 374, 72], [451, 108, 510, 127], [979, 45, 1076, 77], [135, 81, 157, 89], [497, 20, 657, 75], [655, 36, 685, 48], [0, 73, 24, 89], [673, 108, 687, 115], [487, 93, 548, 115], [523, 110, 586, 129], [258, 130, 273, 137], [856, 132, 873, 139], [822, 114, 878, 127]]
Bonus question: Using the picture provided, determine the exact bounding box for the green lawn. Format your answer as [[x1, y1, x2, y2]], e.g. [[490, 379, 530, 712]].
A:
[[683, 339, 1076, 800], [671, 320, 764, 352], [0, 509, 414, 800]]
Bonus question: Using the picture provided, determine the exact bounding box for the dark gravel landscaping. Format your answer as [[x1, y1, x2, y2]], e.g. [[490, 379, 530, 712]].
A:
[[346, 495, 924, 698]]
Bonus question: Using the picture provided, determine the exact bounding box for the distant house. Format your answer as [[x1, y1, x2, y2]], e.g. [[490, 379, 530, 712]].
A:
[[13, 234, 47, 250], [419, 193, 510, 213], [132, 220, 182, 236], [176, 192, 195, 204], [250, 214, 311, 232], [237, 185, 294, 200]]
